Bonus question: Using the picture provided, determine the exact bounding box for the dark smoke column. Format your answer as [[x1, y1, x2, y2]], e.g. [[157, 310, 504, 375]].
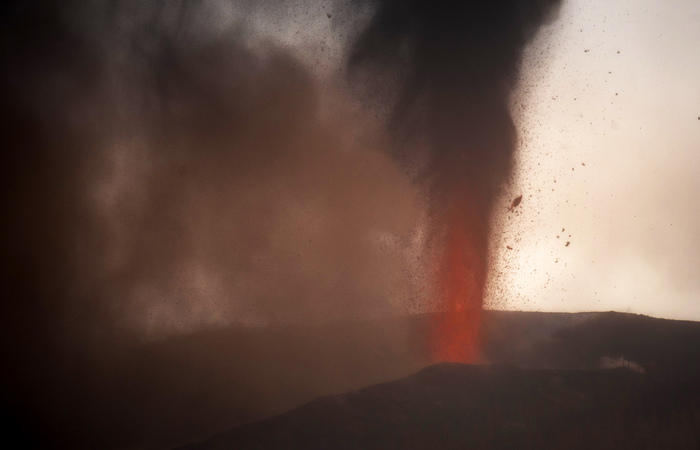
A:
[[350, 0, 561, 362]]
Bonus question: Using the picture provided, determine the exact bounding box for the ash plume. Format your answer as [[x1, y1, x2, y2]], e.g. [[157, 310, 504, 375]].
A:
[[351, 0, 561, 206], [0, 0, 560, 447]]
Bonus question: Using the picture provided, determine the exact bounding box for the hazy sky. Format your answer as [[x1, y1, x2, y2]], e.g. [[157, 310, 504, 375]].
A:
[[487, 0, 700, 320]]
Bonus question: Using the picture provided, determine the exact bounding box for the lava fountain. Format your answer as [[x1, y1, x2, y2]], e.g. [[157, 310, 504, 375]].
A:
[[431, 189, 487, 363]]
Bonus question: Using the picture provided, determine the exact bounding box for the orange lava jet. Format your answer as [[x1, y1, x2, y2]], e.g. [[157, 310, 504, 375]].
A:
[[431, 200, 485, 364]]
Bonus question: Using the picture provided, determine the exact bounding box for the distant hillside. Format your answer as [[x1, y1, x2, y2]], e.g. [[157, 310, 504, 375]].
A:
[[486, 311, 700, 378]]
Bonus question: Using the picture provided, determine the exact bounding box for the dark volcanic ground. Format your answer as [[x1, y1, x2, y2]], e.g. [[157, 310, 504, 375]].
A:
[[175, 311, 700, 450], [176, 363, 700, 450], [4, 311, 700, 449]]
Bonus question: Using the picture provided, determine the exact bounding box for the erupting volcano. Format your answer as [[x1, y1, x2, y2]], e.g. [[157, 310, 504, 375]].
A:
[[1, 1, 584, 448], [350, 0, 562, 364]]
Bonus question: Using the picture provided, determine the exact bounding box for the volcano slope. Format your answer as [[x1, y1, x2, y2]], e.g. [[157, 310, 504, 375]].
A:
[[175, 362, 699, 450], [5, 311, 700, 449], [173, 311, 700, 450]]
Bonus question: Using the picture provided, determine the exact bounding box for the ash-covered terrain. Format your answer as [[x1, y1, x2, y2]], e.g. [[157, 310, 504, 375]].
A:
[[176, 364, 697, 450], [174, 311, 700, 450], [5, 310, 700, 449]]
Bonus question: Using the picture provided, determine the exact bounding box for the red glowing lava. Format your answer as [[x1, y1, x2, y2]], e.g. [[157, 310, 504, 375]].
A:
[[431, 205, 485, 363]]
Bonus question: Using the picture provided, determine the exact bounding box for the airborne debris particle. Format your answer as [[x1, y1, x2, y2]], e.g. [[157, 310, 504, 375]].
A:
[[582, 162, 585, 166], [507, 246, 513, 250], [510, 195, 523, 210], [565, 242, 570, 247]]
